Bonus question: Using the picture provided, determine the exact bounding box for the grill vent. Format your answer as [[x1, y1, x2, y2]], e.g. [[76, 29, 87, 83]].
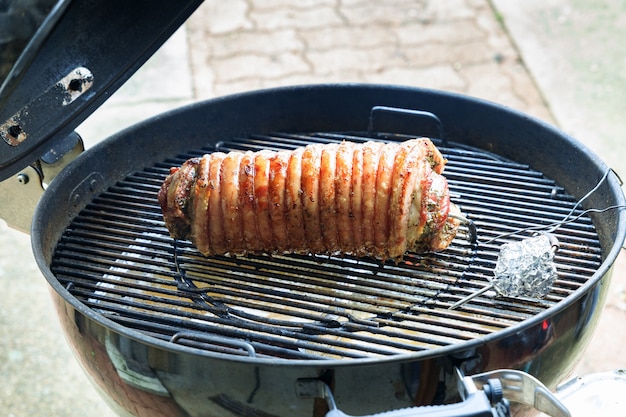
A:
[[51, 133, 603, 360]]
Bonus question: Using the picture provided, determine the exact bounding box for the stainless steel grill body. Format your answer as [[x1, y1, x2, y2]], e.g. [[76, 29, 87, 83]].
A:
[[32, 85, 626, 417]]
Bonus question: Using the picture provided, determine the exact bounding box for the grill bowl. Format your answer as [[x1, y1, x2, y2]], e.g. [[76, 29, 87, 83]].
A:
[[32, 84, 626, 417]]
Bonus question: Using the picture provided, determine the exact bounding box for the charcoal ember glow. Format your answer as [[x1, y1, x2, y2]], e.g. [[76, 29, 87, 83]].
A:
[[493, 234, 558, 298]]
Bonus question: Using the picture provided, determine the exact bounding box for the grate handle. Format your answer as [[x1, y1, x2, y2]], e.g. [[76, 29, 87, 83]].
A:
[[367, 106, 446, 146], [170, 331, 256, 357]]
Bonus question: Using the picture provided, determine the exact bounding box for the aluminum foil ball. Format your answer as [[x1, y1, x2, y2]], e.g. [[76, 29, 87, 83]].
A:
[[493, 234, 558, 298]]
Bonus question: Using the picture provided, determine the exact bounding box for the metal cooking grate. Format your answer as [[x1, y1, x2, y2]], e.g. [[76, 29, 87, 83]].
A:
[[51, 132, 603, 360]]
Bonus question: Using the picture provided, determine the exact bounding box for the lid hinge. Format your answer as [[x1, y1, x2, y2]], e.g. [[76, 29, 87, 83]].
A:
[[0, 131, 83, 233]]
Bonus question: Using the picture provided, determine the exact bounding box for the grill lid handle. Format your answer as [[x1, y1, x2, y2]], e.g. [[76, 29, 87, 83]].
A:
[[471, 370, 571, 417], [297, 368, 571, 417]]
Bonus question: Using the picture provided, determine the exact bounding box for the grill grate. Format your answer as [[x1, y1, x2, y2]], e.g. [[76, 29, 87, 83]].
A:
[[51, 132, 603, 360]]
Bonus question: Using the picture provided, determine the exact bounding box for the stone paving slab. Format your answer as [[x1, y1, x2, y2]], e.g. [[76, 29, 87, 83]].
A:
[[185, 0, 553, 123], [493, 0, 626, 175]]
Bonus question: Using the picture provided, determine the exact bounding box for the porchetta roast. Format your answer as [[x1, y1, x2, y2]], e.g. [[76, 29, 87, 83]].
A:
[[158, 138, 461, 260]]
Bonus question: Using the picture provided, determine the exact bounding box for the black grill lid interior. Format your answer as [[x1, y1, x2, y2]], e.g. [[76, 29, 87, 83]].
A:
[[0, 0, 203, 181], [0, 0, 67, 98]]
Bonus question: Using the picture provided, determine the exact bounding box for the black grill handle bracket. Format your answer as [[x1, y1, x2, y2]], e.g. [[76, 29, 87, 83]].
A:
[[367, 106, 446, 146]]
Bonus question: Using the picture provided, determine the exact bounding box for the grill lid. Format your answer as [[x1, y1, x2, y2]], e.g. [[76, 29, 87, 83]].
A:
[[0, 0, 202, 181], [50, 132, 603, 361]]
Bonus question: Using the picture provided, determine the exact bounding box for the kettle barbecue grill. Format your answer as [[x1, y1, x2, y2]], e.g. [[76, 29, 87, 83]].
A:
[[1, 1, 626, 416]]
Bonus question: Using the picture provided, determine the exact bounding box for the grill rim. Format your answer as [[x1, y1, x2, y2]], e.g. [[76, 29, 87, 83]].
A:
[[48, 133, 604, 360], [31, 83, 626, 367]]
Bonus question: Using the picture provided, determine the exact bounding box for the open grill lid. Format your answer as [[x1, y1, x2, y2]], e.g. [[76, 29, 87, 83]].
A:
[[0, 0, 203, 181], [51, 131, 603, 360]]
